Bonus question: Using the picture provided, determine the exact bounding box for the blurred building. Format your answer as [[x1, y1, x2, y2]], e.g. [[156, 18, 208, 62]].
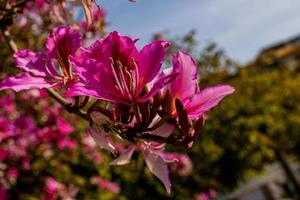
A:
[[218, 162, 300, 200], [250, 34, 300, 70]]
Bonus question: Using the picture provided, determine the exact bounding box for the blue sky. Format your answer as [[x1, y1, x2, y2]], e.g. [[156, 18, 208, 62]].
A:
[[97, 0, 300, 63]]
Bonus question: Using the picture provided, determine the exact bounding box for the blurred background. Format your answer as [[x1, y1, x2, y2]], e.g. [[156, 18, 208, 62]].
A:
[[1, 0, 300, 199]]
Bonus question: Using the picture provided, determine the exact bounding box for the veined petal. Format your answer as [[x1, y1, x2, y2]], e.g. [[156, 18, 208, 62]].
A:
[[79, 40, 105, 61], [170, 50, 198, 102], [149, 121, 175, 138], [90, 111, 111, 126], [0, 72, 57, 92], [45, 26, 81, 79], [75, 45, 124, 98], [89, 127, 117, 154], [65, 83, 122, 103], [186, 85, 235, 119], [143, 149, 171, 194], [101, 31, 139, 66], [139, 40, 169, 85], [13, 50, 48, 77], [110, 146, 136, 165], [70, 52, 122, 99], [137, 72, 178, 103], [45, 26, 81, 58]]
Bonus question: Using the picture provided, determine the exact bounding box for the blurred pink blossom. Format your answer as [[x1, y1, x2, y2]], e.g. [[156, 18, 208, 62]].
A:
[[90, 176, 120, 193]]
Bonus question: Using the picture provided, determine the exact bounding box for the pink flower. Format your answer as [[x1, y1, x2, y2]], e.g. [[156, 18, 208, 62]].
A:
[[90, 176, 120, 193], [0, 92, 16, 114], [7, 167, 19, 179], [0, 186, 7, 200], [162, 153, 193, 176], [194, 190, 217, 200], [67, 31, 177, 104], [44, 177, 63, 195], [56, 117, 73, 136], [58, 139, 77, 150], [0, 26, 81, 92], [168, 50, 235, 119], [0, 149, 8, 161], [110, 142, 172, 194], [7, 167, 19, 185]]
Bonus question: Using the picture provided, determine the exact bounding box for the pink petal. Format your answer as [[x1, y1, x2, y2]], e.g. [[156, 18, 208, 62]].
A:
[[56, 117, 73, 135], [81, 32, 138, 69], [13, 50, 48, 77], [137, 72, 178, 103], [110, 146, 136, 165], [90, 176, 120, 193], [170, 50, 198, 102], [65, 82, 121, 103], [0, 72, 57, 92], [143, 149, 171, 194], [45, 26, 81, 58], [72, 55, 119, 95], [90, 111, 110, 126], [89, 127, 117, 154], [149, 122, 175, 138], [139, 40, 169, 85], [186, 85, 235, 119], [102, 31, 139, 63]]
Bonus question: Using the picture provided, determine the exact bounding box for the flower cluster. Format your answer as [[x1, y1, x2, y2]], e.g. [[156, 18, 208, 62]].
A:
[[0, 25, 235, 193], [6, 0, 106, 37], [0, 89, 122, 199], [7, 0, 80, 24]]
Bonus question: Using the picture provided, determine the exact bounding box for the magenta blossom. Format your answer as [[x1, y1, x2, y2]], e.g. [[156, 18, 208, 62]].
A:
[[67, 31, 178, 104], [90, 176, 121, 193], [169, 50, 235, 119], [110, 142, 172, 194], [0, 26, 81, 92]]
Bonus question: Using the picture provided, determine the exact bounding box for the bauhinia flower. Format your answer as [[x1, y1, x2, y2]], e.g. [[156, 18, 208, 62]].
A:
[[67, 31, 178, 104], [0, 26, 81, 92], [167, 50, 235, 119], [110, 142, 172, 194]]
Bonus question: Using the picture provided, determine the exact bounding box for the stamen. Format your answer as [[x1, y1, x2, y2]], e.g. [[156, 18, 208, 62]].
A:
[[109, 58, 125, 94], [124, 68, 134, 93], [44, 60, 61, 80], [68, 55, 73, 78], [116, 60, 132, 99], [130, 69, 136, 95], [52, 33, 71, 79], [132, 58, 140, 94], [57, 61, 64, 76]]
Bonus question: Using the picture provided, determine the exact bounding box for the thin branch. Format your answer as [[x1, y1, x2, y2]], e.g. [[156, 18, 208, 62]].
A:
[[1, 29, 17, 52], [46, 88, 71, 107], [78, 96, 89, 109]]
